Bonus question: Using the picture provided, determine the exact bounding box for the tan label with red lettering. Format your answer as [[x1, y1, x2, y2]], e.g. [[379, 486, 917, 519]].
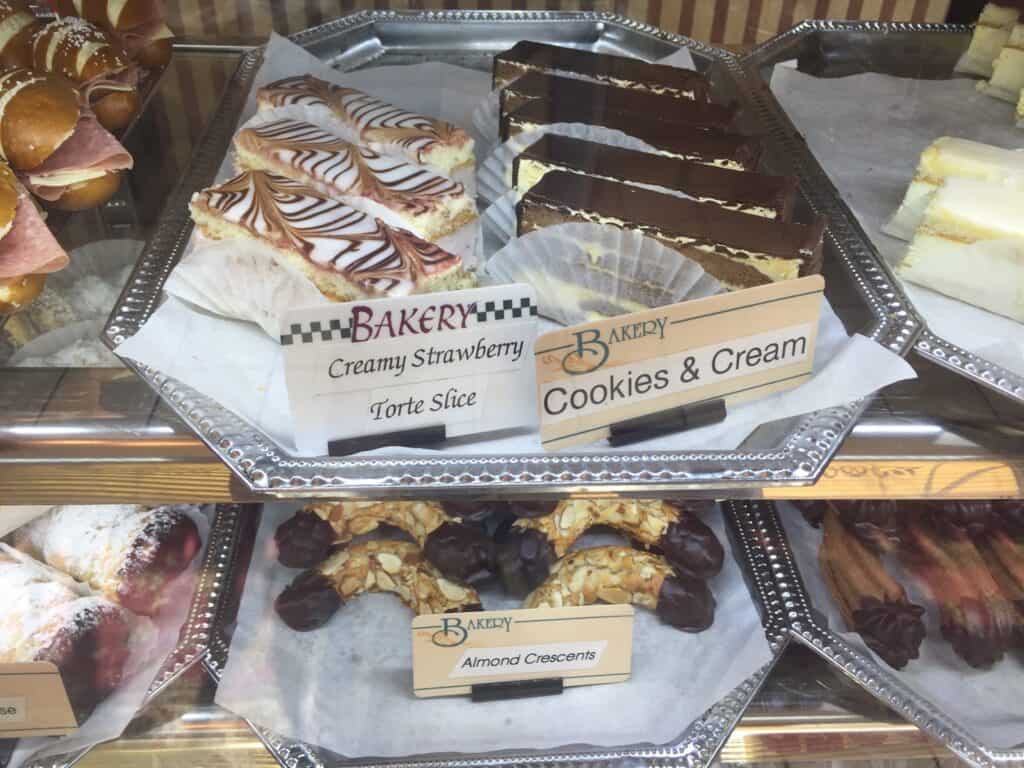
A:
[[411, 605, 633, 698], [534, 275, 824, 450], [0, 662, 77, 737]]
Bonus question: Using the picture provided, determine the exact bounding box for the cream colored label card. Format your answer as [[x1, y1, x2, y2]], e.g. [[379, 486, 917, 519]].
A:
[[411, 605, 634, 698], [534, 275, 824, 450], [0, 662, 77, 737]]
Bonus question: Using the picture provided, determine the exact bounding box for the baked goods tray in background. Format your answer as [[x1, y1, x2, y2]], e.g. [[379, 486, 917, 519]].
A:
[[733, 499, 1024, 768], [102, 10, 918, 496], [199, 500, 788, 768], [741, 20, 1024, 406], [27, 504, 255, 768]]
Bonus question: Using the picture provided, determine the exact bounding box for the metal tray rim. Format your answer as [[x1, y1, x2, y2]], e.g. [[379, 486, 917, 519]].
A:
[[103, 9, 893, 494], [740, 19, 1024, 405]]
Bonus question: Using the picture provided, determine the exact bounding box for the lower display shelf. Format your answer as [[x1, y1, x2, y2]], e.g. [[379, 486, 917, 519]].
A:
[[65, 645, 954, 768]]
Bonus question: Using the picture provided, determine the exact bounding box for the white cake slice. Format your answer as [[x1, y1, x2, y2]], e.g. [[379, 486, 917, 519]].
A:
[[884, 137, 1024, 240], [897, 177, 1024, 322], [979, 24, 1024, 101], [956, 3, 1020, 78]]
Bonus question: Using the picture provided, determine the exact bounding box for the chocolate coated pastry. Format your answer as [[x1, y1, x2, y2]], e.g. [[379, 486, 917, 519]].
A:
[[494, 523, 556, 597], [524, 546, 715, 632], [274, 509, 334, 568], [817, 507, 926, 670], [275, 541, 482, 631], [497, 499, 723, 594], [277, 501, 494, 583], [506, 500, 559, 519], [440, 500, 509, 527]]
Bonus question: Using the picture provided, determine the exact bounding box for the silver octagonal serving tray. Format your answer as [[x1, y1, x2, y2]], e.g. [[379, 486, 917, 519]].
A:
[[741, 20, 1024, 406], [103, 11, 918, 496]]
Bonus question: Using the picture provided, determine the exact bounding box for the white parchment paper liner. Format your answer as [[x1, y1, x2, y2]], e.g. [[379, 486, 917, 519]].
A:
[[215, 502, 772, 759], [777, 501, 1024, 750], [11, 506, 211, 768], [483, 222, 722, 326], [769, 65, 1024, 377]]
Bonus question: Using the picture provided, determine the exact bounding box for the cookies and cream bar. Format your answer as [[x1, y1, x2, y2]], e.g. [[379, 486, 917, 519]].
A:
[[897, 177, 1024, 322], [517, 171, 824, 289], [978, 24, 1024, 102], [885, 137, 1024, 241], [499, 71, 737, 130], [189, 170, 471, 301], [257, 75, 474, 175], [512, 134, 796, 219], [235, 118, 476, 240], [502, 100, 762, 171], [957, 3, 1019, 77], [493, 40, 709, 102]]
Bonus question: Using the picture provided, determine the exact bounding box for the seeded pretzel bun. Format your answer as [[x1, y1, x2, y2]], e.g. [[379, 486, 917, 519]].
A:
[[0, 0, 41, 69], [92, 89, 139, 132], [52, 0, 158, 33], [48, 170, 122, 211], [135, 33, 172, 68], [0, 273, 46, 314], [31, 18, 130, 82], [0, 68, 80, 171], [0, 161, 16, 239]]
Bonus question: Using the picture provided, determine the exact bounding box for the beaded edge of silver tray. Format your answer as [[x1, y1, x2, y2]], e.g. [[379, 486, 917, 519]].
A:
[[731, 498, 1024, 768], [26, 504, 251, 768], [740, 19, 1024, 405], [102, 10, 917, 494], [199, 500, 789, 768]]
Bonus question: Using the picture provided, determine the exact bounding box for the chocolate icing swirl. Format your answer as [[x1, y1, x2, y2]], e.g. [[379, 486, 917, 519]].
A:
[[258, 75, 468, 165], [852, 597, 926, 670], [238, 118, 465, 216], [193, 170, 460, 296]]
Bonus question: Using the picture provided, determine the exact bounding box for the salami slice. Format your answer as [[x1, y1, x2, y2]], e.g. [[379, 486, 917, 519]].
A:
[[0, 193, 69, 277]]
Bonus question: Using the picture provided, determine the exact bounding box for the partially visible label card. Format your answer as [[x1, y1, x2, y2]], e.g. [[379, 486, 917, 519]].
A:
[[411, 605, 633, 698], [534, 276, 824, 451], [281, 285, 539, 455], [0, 662, 77, 738]]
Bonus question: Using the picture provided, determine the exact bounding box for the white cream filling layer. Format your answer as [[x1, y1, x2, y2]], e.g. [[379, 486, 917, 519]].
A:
[[28, 168, 108, 187]]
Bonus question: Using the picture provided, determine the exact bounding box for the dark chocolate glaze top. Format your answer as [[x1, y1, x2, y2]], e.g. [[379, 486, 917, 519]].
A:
[[501, 100, 763, 170], [516, 134, 797, 219], [519, 170, 825, 268], [494, 40, 710, 99], [501, 70, 736, 129]]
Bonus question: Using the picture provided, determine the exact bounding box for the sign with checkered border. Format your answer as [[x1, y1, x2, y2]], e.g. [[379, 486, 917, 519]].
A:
[[280, 285, 540, 455]]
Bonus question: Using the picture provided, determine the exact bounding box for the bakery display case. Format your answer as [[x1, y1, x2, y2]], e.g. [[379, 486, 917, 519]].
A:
[[2, 4, 1024, 768]]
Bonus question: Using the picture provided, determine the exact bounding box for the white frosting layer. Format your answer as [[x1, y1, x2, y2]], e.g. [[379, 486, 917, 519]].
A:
[[922, 176, 1024, 241]]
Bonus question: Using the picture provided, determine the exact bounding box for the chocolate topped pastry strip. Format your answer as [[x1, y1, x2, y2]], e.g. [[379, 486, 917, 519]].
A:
[[275, 501, 494, 583], [524, 546, 714, 632], [235, 118, 477, 241], [493, 40, 710, 102], [499, 71, 737, 130], [513, 134, 797, 220], [275, 540, 483, 631], [501, 99, 762, 172], [517, 171, 825, 290], [496, 499, 723, 596], [189, 170, 469, 301], [257, 74, 474, 174]]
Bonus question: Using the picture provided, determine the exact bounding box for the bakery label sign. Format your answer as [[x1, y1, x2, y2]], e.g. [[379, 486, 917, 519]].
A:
[[411, 605, 633, 697], [0, 662, 77, 737], [280, 285, 539, 455], [535, 275, 825, 450]]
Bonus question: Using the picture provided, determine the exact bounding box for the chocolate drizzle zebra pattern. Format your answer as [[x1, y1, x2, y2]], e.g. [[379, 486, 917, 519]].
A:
[[189, 170, 462, 297], [257, 75, 474, 174], [235, 118, 465, 217]]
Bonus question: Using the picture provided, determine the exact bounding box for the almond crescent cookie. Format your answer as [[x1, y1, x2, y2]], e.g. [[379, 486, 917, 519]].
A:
[[275, 541, 483, 631], [496, 499, 723, 595], [523, 546, 715, 631], [275, 501, 494, 583]]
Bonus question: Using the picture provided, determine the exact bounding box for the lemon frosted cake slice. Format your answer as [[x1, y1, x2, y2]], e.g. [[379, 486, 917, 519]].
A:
[[979, 24, 1024, 102], [957, 3, 1020, 78], [897, 177, 1024, 322], [189, 170, 472, 301], [235, 118, 476, 240], [257, 75, 474, 175], [885, 137, 1024, 241]]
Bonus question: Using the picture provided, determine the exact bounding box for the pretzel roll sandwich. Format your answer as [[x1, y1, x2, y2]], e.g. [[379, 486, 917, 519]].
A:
[[0, 162, 68, 312], [31, 17, 139, 130], [0, 68, 133, 209], [0, 0, 41, 68], [50, 0, 174, 68]]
